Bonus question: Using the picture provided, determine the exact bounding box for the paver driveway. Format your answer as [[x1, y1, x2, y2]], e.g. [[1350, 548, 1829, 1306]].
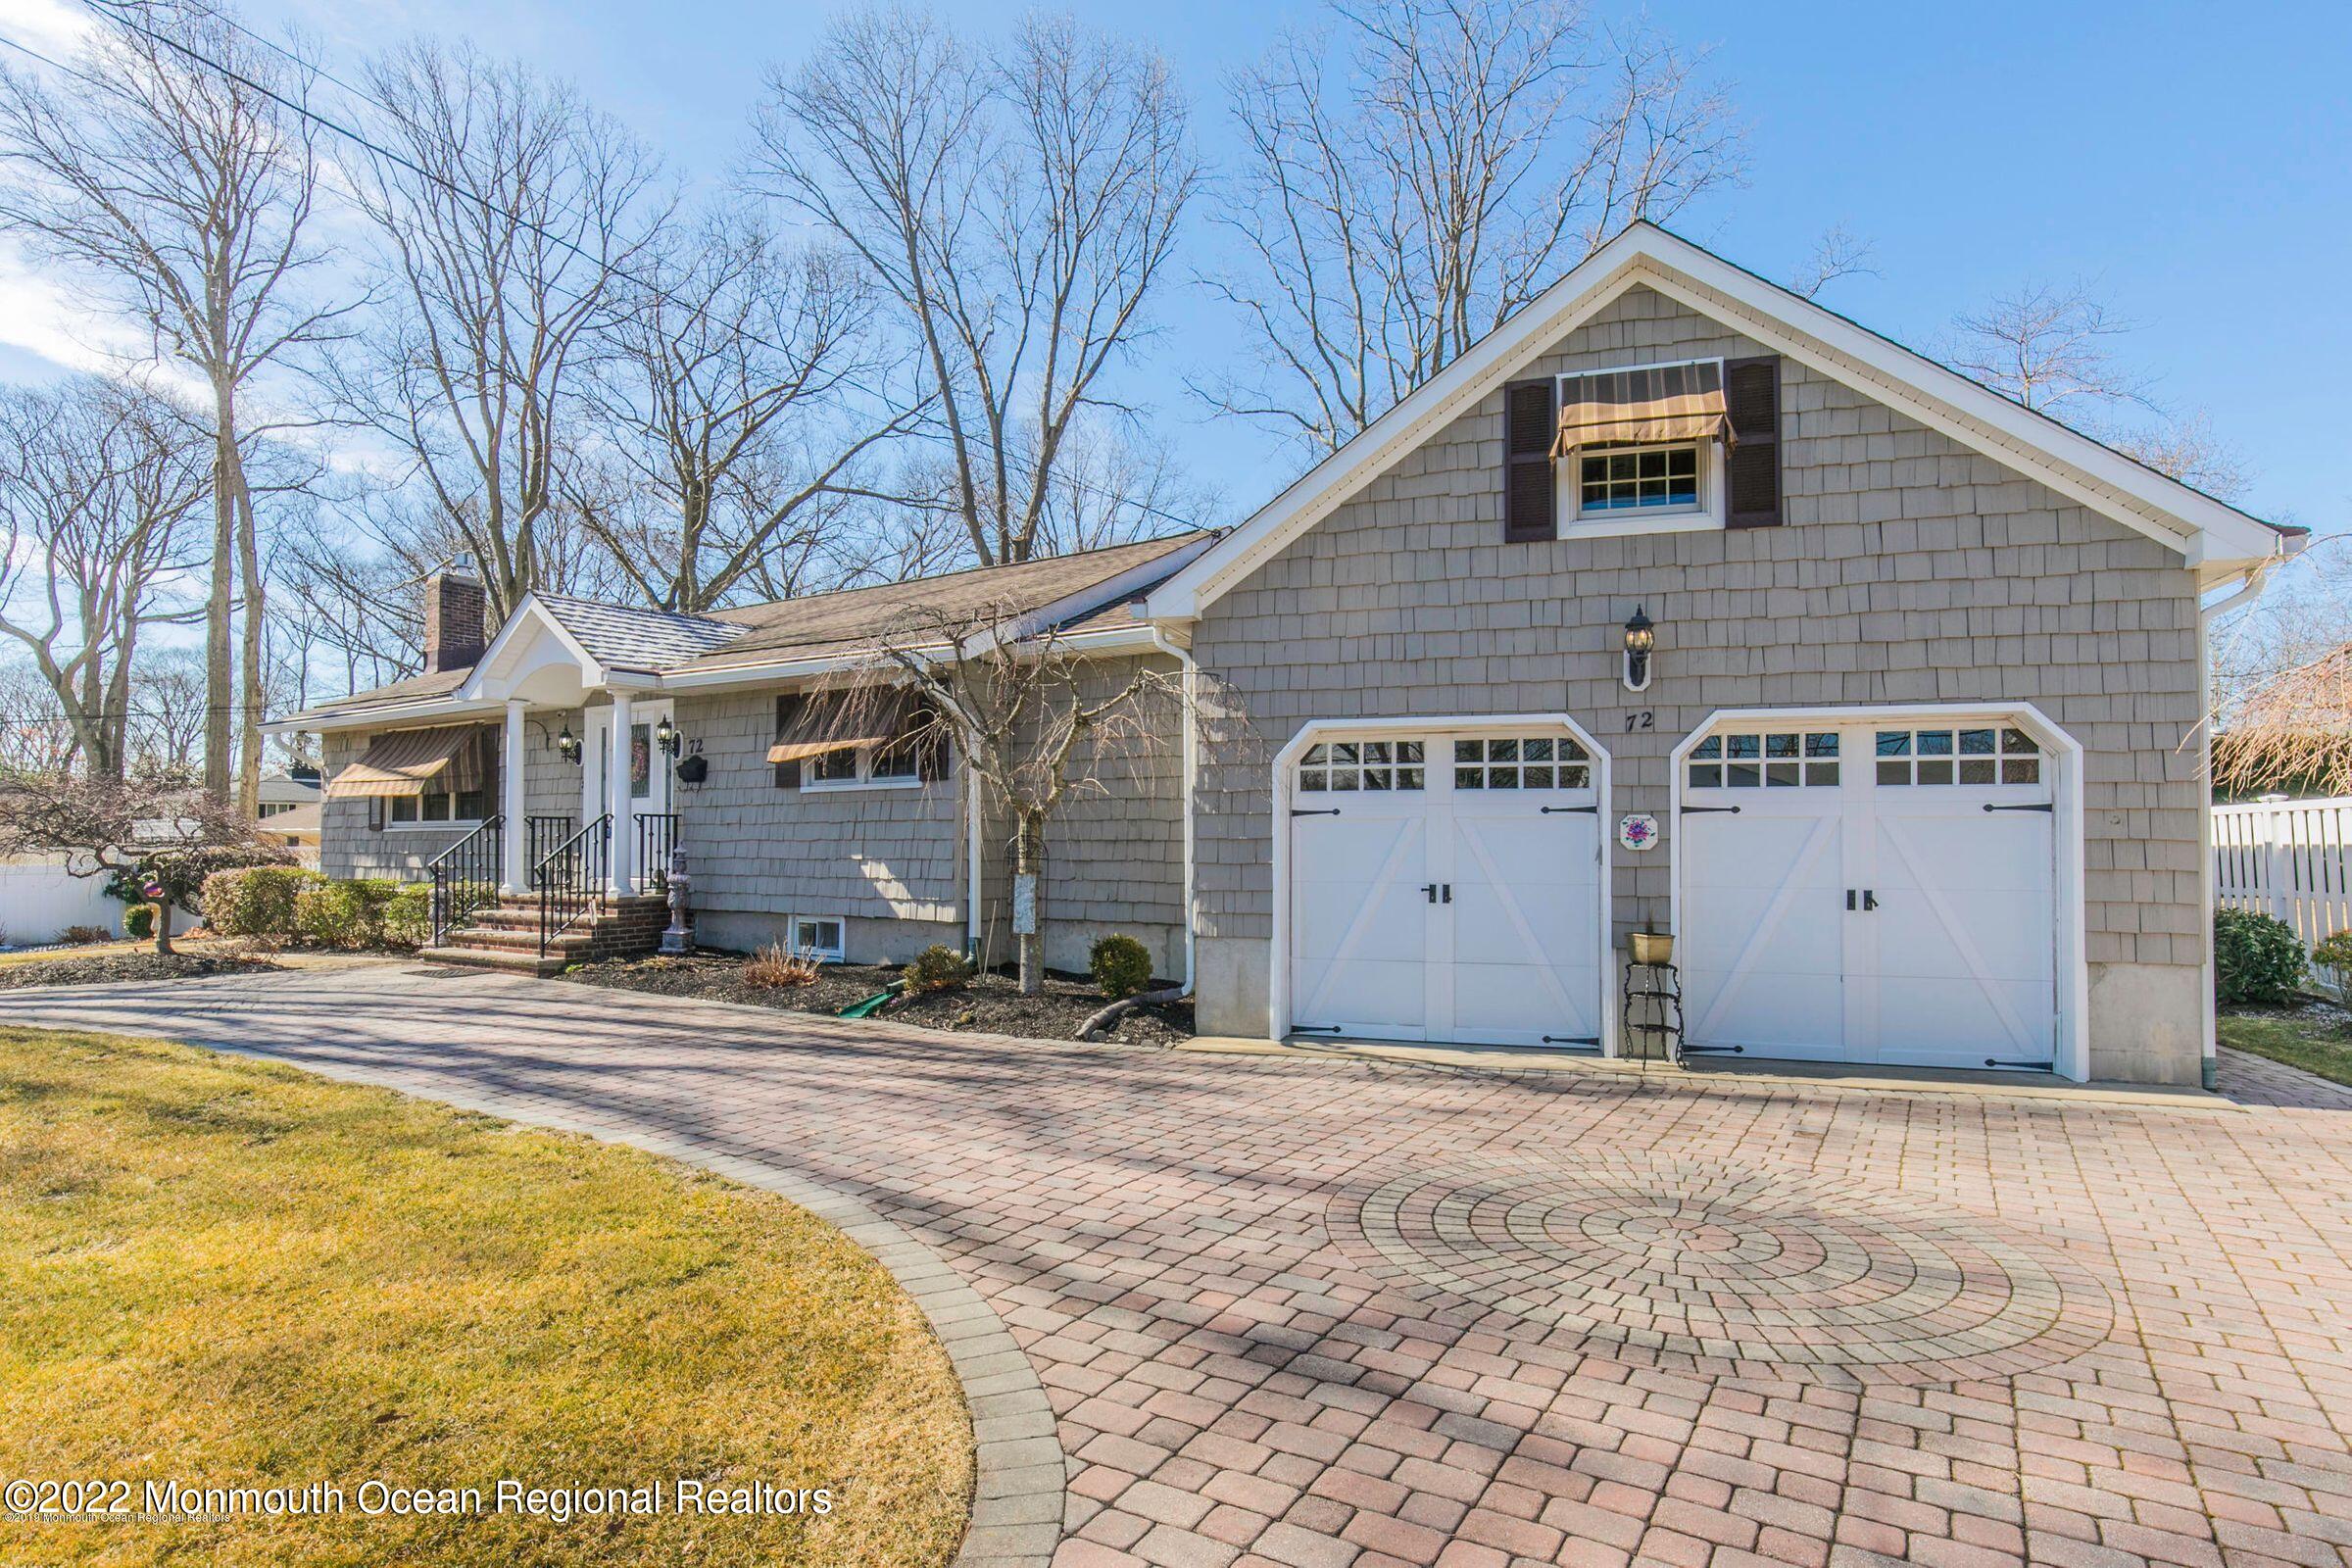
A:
[[17, 965, 2352, 1568]]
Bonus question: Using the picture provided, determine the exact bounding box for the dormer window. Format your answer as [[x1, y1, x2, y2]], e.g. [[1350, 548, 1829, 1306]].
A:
[[1551, 359, 1733, 535]]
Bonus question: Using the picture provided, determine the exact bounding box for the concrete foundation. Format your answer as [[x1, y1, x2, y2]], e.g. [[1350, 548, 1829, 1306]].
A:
[[1196, 935, 1272, 1039], [2086, 961, 2205, 1086]]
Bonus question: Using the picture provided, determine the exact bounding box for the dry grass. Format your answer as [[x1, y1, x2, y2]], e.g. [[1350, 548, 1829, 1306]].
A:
[[742, 942, 823, 990], [0, 1027, 973, 1567]]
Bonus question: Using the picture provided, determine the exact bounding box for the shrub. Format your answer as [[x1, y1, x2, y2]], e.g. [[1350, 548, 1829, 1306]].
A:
[[203, 866, 325, 938], [745, 942, 822, 989], [123, 904, 154, 941], [381, 885, 433, 950], [293, 879, 402, 950], [60, 924, 112, 946], [2216, 906, 2307, 1004], [106, 842, 292, 915], [1089, 933, 1154, 1000], [2314, 929, 2352, 975], [903, 944, 971, 994]]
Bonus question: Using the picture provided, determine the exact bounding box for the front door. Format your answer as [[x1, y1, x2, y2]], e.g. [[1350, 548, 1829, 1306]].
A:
[[1289, 728, 1603, 1049], [584, 701, 673, 888], [1680, 718, 2056, 1069]]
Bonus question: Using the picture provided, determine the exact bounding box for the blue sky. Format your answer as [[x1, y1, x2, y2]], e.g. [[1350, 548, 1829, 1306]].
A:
[[3, 0, 2345, 533]]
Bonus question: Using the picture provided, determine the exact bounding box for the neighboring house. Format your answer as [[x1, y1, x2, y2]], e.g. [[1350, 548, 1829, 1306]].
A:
[[270, 222, 2302, 1086], [259, 801, 321, 866], [256, 769, 321, 820]]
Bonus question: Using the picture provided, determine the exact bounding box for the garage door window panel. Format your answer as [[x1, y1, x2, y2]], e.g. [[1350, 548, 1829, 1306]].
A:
[[1688, 731, 1838, 790]]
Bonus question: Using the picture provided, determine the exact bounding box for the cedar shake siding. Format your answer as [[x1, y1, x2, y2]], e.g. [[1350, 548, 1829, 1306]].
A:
[[1187, 284, 2205, 1081]]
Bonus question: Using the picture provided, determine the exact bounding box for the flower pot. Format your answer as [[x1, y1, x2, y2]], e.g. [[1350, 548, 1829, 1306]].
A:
[[1628, 930, 1674, 966]]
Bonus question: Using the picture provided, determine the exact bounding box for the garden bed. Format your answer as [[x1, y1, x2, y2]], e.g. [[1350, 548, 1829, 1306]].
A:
[[555, 952, 1196, 1047], [0, 949, 282, 990]]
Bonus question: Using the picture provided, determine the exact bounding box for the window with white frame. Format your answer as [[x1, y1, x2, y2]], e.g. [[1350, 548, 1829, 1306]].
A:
[[385, 786, 489, 827], [1553, 359, 1731, 533], [804, 725, 938, 790], [788, 914, 845, 961]]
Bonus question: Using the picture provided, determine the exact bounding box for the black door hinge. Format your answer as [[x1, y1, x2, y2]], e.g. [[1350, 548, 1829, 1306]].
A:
[[1291, 1024, 1343, 1034], [1982, 802, 2053, 813], [1984, 1056, 2055, 1070], [1291, 807, 1343, 817], [1543, 1034, 1601, 1046], [1541, 805, 1599, 814], [1681, 805, 1741, 814]]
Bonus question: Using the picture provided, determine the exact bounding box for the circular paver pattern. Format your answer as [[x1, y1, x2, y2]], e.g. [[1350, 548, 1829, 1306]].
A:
[[1330, 1152, 2115, 1385]]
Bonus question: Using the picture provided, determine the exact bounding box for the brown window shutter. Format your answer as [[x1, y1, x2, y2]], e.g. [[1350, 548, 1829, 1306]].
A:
[[1502, 377, 1556, 543], [773, 694, 803, 789], [368, 797, 383, 832], [1724, 355, 1783, 529]]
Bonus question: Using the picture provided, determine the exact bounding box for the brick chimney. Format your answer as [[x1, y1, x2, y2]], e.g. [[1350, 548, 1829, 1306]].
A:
[[421, 558, 487, 674]]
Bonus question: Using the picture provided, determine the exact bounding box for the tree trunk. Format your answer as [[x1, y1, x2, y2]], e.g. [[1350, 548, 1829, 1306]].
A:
[[203, 380, 237, 799], [1014, 812, 1044, 996], [152, 903, 172, 956], [233, 467, 265, 815]]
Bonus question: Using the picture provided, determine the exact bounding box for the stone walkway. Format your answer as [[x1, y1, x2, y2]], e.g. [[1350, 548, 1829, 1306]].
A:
[[15, 965, 2352, 1568]]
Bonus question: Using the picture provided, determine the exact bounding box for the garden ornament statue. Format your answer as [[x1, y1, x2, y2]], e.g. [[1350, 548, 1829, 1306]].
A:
[[660, 846, 692, 956]]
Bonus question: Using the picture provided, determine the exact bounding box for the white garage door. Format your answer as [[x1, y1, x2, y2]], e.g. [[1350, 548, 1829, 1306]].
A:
[[1290, 730, 1603, 1049], [1680, 719, 2057, 1070]]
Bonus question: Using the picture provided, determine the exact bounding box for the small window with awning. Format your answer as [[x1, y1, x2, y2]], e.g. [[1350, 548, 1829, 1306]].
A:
[[324, 725, 490, 800], [1548, 360, 1736, 463], [767, 688, 947, 789]]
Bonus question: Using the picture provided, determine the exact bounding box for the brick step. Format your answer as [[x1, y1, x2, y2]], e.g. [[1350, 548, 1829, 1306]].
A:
[[416, 944, 568, 978], [446, 925, 596, 955], [467, 906, 598, 932]]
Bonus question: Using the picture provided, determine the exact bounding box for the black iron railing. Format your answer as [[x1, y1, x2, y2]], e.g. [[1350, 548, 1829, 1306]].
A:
[[536, 813, 611, 958], [635, 812, 679, 892], [426, 814, 505, 948], [525, 814, 574, 888]]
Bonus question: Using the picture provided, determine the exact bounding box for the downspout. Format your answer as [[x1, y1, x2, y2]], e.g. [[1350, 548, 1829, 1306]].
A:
[[1147, 624, 1199, 996], [965, 760, 984, 959], [2196, 545, 2296, 1088]]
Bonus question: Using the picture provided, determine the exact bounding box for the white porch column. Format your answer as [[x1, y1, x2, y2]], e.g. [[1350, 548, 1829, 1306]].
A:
[[501, 699, 527, 894], [607, 689, 635, 896]]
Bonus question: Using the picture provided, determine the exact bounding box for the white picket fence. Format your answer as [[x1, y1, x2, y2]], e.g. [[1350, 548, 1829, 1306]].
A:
[[2214, 797, 2352, 994]]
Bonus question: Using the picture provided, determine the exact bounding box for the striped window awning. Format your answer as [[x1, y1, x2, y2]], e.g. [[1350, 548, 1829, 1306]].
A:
[[766, 688, 912, 764], [323, 725, 487, 799], [1549, 362, 1737, 461]]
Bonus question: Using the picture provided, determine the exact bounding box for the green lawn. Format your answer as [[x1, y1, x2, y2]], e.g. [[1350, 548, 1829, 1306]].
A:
[[2220, 1006, 2352, 1088], [0, 1027, 971, 1567]]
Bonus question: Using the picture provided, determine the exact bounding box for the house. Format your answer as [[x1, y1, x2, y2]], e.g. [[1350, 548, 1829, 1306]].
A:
[[257, 769, 321, 820], [270, 222, 2301, 1086]]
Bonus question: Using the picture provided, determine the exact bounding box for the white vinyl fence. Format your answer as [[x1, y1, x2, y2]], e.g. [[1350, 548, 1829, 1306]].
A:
[[0, 854, 124, 946], [2214, 797, 2352, 994]]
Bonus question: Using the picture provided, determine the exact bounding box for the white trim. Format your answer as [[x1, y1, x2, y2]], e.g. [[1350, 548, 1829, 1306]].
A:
[[458, 594, 605, 703], [1666, 701, 2088, 1083], [1560, 436, 1722, 535], [801, 771, 926, 795], [1267, 712, 1613, 1052], [1146, 222, 2291, 620], [785, 912, 847, 963], [385, 817, 486, 833]]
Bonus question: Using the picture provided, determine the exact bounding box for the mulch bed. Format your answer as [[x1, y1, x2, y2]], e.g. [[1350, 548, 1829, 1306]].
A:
[[0, 952, 283, 990], [553, 951, 1196, 1048]]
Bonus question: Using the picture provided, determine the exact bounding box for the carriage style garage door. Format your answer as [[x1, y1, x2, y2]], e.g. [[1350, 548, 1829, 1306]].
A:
[[1680, 718, 2057, 1070], [1289, 729, 1603, 1048]]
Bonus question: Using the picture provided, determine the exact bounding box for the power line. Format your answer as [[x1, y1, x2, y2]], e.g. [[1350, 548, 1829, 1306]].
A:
[[55, 0, 1210, 539]]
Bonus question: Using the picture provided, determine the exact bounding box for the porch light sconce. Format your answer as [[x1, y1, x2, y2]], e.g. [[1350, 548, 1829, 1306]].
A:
[[556, 722, 583, 765], [655, 715, 681, 758], [1622, 605, 1655, 694]]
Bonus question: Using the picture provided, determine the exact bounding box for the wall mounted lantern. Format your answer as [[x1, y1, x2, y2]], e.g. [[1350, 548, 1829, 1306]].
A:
[[655, 715, 681, 758], [556, 722, 583, 765], [1622, 605, 1655, 694]]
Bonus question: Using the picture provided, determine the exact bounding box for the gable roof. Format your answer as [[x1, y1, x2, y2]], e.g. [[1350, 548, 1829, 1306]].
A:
[[534, 594, 748, 669], [271, 531, 1214, 731], [1148, 221, 2299, 619]]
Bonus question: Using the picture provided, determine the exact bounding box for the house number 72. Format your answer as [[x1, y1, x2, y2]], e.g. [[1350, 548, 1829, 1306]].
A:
[[1624, 710, 1654, 732]]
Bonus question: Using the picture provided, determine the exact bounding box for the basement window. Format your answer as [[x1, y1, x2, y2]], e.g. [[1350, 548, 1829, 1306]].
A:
[[789, 915, 845, 962]]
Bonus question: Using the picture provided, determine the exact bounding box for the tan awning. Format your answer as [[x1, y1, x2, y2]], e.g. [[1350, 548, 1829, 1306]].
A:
[[323, 725, 486, 799], [766, 689, 912, 764], [1549, 362, 1736, 461]]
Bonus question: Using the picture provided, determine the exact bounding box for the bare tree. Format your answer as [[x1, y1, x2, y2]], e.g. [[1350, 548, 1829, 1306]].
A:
[[0, 0, 343, 810], [121, 645, 210, 775], [0, 376, 209, 779], [0, 660, 77, 773], [1788, 222, 1876, 301], [1947, 278, 2251, 499], [1945, 279, 2156, 417], [756, 10, 1198, 566], [1203, 0, 1741, 451], [1033, 421, 1220, 558], [575, 208, 917, 612], [825, 599, 1190, 995], [341, 41, 664, 618]]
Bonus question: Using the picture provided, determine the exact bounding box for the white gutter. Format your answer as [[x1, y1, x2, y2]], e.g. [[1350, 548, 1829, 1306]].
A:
[[1148, 624, 1199, 995], [965, 763, 985, 957], [2194, 539, 2300, 1088]]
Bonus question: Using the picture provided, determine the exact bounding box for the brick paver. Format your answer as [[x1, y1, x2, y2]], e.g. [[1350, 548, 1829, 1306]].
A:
[[19, 966, 2352, 1568]]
